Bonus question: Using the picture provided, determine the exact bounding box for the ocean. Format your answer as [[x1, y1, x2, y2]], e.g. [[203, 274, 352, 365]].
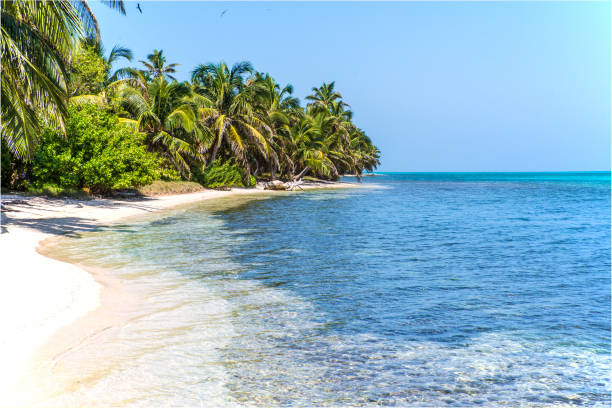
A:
[[44, 172, 610, 407]]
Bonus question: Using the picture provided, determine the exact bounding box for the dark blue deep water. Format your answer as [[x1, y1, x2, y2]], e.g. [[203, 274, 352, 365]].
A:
[[56, 172, 611, 407]]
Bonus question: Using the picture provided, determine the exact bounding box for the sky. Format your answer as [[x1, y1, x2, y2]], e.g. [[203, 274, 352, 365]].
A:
[[91, 1, 610, 172]]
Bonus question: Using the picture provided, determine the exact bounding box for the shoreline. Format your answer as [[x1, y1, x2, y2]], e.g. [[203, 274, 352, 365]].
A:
[[0, 181, 363, 405]]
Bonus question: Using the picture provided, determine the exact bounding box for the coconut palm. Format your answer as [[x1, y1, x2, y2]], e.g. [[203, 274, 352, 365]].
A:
[[140, 49, 179, 81], [349, 129, 380, 173], [325, 100, 354, 149], [2, 0, 85, 159], [289, 115, 340, 180], [305, 82, 349, 114], [118, 77, 208, 174], [251, 73, 301, 178], [1, 0, 125, 160], [191, 61, 273, 181], [305, 83, 355, 157]]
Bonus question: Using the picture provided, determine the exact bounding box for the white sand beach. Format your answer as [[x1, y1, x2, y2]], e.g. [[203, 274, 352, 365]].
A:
[[0, 182, 360, 406]]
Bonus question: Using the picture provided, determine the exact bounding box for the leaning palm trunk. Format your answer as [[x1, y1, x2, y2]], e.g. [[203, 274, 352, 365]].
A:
[[264, 179, 303, 191], [294, 166, 311, 181], [208, 133, 223, 164]]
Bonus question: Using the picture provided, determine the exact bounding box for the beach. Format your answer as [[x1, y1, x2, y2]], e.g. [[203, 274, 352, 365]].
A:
[[0, 181, 358, 406]]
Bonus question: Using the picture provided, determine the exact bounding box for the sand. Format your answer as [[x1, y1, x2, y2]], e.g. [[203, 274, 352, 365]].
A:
[[0, 182, 360, 405]]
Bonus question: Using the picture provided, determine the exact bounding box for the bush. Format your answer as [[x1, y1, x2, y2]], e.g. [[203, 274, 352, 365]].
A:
[[196, 159, 256, 188], [31, 104, 162, 194], [69, 44, 106, 96]]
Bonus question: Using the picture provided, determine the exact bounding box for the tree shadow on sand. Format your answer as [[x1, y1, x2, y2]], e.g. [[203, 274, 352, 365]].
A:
[[2, 214, 105, 237], [1, 197, 160, 237]]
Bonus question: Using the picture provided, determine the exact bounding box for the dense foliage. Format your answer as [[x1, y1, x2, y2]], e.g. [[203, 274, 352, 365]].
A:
[[30, 105, 161, 194], [69, 44, 108, 96], [196, 159, 256, 189], [1, 2, 380, 194], [112, 60, 380, 183]]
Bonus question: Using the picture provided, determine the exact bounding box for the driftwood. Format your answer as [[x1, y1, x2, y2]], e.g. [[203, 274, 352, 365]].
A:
[[263, 179, 304, 191]]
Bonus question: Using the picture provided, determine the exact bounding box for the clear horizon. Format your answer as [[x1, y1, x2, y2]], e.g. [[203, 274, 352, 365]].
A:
[[92, 1, 611, 172]]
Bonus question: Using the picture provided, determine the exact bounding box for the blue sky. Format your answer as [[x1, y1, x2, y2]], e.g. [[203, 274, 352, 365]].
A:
[[91, 1, 610, 172]]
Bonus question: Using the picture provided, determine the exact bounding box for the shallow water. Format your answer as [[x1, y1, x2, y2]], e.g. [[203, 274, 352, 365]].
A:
[[44, 173, 610, 406]]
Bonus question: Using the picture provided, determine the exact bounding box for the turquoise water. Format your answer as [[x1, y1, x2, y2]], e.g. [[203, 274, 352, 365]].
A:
[[50, 172, 610, 406]]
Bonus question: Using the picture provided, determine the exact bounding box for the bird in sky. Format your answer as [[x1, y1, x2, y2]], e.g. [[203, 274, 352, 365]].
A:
[[136, 3, 142, 13], [220, 9, 228, 18]]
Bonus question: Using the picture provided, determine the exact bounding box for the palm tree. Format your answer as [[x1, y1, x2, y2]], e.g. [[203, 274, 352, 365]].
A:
[[305, 82, 349, 114], [289, 115, 339, 180], [2, 0, 85, 159], [118, 77, 208, 174], [349, 129, 380, 174], [1, 0, 125, 160], [325, 100, 354, 149], [191, 61, 273, 181], [251, 73, 301, 179], [140, 49, 179, 81]]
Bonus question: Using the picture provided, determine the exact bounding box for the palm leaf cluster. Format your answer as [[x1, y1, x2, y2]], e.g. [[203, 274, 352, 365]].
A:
[[1, 0, 125, 160]]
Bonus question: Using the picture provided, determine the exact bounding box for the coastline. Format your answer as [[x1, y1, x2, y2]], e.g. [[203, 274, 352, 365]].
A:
[[0, 181, 361, 405]]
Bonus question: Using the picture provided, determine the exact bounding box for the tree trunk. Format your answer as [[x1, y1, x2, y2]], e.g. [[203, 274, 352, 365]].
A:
[[209, 137, 222, 165], [244, 167, 252, 186], [253, 159, 259, 177], [270, 161, 276, 181], [293, 166, 310, 181]]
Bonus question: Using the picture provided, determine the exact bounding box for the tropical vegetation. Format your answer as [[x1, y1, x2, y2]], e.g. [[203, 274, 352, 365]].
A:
[[1, 1, 379, 194], [30, 104, 162, 194]]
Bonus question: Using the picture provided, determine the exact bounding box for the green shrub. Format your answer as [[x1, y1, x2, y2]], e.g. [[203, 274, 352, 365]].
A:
[[69, 44, 106, 96], [31, 104, 162, 195], [196, 159, 255, 188]]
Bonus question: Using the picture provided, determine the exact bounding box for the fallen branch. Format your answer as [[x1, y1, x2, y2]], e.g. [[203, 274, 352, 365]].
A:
[[263, 179, 304, 191]]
